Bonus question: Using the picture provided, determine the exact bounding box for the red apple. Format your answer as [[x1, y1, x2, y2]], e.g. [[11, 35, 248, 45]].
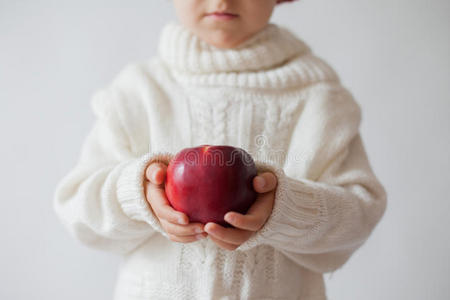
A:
[[165, 145, 258, 227]]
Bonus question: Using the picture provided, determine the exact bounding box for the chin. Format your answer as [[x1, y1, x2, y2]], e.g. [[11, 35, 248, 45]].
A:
[[195, 27, 240, 49]]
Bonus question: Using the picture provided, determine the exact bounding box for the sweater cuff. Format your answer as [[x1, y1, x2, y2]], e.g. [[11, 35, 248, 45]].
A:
[[237, 160, 327, 252], [116, 152, 175, 238]]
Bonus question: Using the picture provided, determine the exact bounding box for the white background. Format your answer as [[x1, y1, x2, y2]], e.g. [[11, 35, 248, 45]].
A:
[[1, 0, 449, 299]]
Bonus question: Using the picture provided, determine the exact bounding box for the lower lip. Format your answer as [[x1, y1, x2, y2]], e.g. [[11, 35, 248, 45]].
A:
[[207, 13, 238, 20]]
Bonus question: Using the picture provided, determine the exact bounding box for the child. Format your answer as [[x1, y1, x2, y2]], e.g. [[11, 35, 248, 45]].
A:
[[53, 0, 387, 299]]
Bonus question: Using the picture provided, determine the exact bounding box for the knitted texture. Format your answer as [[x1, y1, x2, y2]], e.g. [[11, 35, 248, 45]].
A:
[[53, 21, 387, 300]]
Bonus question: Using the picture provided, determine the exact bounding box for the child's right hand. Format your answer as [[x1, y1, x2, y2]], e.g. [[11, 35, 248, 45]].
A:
[[144, 162, 208, 243]]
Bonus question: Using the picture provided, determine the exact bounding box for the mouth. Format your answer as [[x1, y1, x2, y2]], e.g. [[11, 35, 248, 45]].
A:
[[205, 11, 239, 21]]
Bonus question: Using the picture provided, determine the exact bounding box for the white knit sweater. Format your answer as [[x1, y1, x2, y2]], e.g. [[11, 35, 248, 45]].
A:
[[53, 21, 387, 300]]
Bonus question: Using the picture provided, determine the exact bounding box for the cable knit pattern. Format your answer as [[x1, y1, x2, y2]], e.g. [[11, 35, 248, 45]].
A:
[[53, 21, 387, 300], [213, 99, 229, 144]]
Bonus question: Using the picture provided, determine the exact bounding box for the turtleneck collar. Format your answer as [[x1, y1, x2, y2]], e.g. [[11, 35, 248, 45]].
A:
[[156, 21, 340, 89]]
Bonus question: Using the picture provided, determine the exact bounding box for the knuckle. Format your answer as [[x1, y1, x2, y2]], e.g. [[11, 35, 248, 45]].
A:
[[168, 213, 181, 224], [171, 227, 184, 236], [233, 216, 247, 228], [193, 226, 204, 234], [168, 217, 179, 225], [234, 216, 245, 227], [179, 228, 192, 237], [154, 209, 165, 221], [212, 230, 223, 239], [163, 225, 175, 235], [180, 226, 192, 235]]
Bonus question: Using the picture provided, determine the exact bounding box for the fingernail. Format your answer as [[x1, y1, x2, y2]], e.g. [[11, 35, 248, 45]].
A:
[[257, 176, 266, 188], [178, 217, 187, 225], [195, 228, 203, 234], [225, 213, 234, 223], [196, 234, 205, 240], [152, 171, 158, 183]]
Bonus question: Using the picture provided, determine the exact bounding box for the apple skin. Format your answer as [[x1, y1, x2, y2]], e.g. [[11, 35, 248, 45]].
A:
[[165, 145, 258, 227]]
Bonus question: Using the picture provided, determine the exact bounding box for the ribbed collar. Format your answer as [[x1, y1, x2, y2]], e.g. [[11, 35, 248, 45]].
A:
[[156, 21, 339, 89]]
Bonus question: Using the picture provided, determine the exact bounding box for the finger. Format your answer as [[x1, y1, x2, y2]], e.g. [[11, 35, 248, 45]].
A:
[[208, 235, 239, 251], [224, 212, 261, 231], [146, 181, 189, 225], [167, 232, 208, 244], [204, 222, 252, 246], [225, 191, 275, 231], [160, 219, 205, 236], [145, 163, 167, 185], [253, 172, 277, 194]]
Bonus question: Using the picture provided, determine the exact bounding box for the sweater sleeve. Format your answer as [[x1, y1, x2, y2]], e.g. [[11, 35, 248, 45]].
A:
[[53, 87, 173, 255], [236, 83, 387, 274]]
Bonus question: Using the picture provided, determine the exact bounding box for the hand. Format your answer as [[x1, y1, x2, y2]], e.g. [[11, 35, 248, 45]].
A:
[[144, 162, 208, 243], [204, 172, 278, 251]]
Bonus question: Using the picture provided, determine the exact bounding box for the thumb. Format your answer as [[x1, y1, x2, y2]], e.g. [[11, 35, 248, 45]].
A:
[[253, 172, 278, 193], [145, 162, 168, 185]]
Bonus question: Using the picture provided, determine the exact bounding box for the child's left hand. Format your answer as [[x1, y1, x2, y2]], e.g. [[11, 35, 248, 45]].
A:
[[204, 172, 278, 251]]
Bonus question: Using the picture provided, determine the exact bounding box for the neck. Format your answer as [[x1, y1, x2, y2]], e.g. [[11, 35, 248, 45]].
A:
[[156, 21, 340, 89]]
